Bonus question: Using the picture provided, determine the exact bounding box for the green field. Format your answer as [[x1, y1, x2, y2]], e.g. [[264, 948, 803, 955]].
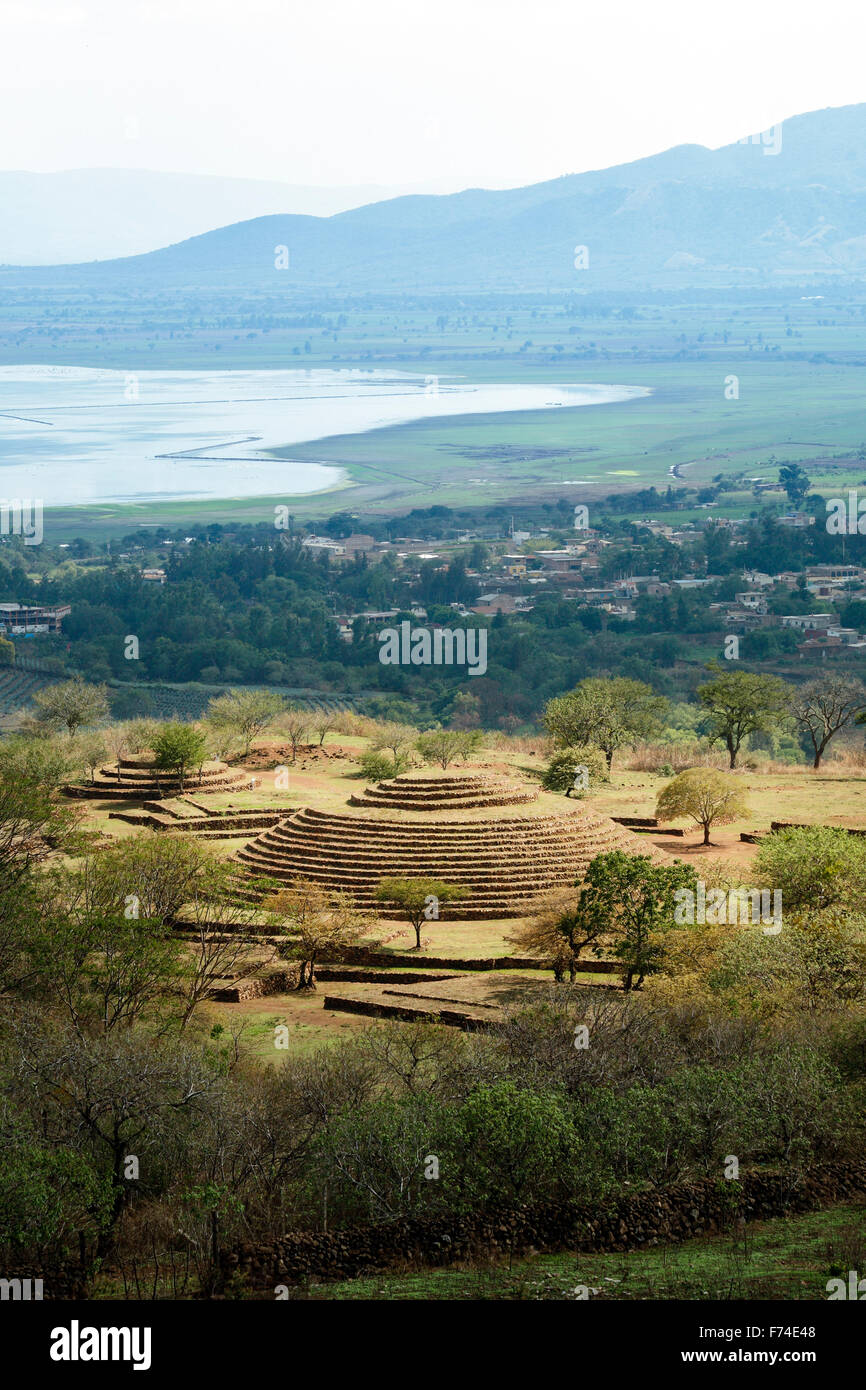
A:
[[269, 359, 866, 517]]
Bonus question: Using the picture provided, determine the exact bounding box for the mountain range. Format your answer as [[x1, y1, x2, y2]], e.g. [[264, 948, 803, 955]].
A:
[[5, 104, 866, 291], [0, 169, 451, 265]]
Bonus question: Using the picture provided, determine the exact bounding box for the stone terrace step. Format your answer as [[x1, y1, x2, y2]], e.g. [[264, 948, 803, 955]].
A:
[[236, 803, 661, 918], [347, 772, 538, 812]]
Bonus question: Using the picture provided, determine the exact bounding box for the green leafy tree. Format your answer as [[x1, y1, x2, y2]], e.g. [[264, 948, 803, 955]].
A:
[[697, 666, 790, 768], [544, 678, 667, 772], [311, 1093, 441, 1223], [9, 1023, 218, 1257], [359, 750, 409, 782], [150, 723, 208, 792], [753, 825, 866, 910], [0, 736, 79, 886], [509, 882, 616, 980], [33, 872, 189, 1037], [0, 1118, 112, 1258], [656, 768, 750, 846], [415, 728, 465, 770], [0, 737, 81, 996], [376, 877, 468, 949], [86, 832, 210, 923], [779, 463, 811, 505], [441, 1080, 582, 1208], [572, 850, 698, 990], [454, 729, 484, 762], [709, 909, 866, 1016]]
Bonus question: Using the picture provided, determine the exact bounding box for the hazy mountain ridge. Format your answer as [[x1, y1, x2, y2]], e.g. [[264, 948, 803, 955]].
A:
[[6, 103, 866, 289], [0, 168, 447, 265]]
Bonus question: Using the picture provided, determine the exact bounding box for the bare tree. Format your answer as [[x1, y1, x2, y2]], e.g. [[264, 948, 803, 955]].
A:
[[790, 676, 866, 769], [104, 723, 131, 780], [177, 863, 283, 1029], [311, 709, 338, 746], [269, 879, 372, 987], [76, 732, 107, 786], [277, 706, 311, 764], [372, 721, 417, 762]]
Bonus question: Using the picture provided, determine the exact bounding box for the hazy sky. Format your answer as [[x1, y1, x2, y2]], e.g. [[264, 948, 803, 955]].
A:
[[4, 0, 866, 190]]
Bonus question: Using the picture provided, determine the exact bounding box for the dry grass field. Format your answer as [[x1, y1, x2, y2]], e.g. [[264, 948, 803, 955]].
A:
[[70, 732, 866, 1055]]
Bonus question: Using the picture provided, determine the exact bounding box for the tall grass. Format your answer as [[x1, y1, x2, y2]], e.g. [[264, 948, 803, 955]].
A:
[[623, 741, 729, 773]]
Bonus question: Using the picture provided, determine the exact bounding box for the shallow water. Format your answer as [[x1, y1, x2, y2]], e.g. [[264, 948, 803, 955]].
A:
[[0, 366, 648, 506]]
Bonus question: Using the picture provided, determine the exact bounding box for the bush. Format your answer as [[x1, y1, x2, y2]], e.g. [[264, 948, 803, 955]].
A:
[[358, 750, 408, 783], [438, 1080, 585, 1208], [754, 826, 866, 910], [708, 911, 866, 1017], [541, 745, 608, 797]]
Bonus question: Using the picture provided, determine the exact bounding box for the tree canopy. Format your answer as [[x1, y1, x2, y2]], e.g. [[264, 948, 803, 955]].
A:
[[544, 678, 667, 771], [206, 688, 286, 757], [31, 676, 109, 738], [376, 877, 468, 949], [567, 850, 698, 991], [656, 767, 750, 845], [697, 667, 790, 768], [150, 723, 208, 792]]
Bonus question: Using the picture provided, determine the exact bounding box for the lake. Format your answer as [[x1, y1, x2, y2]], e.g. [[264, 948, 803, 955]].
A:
[[0, 366, 648, 507]]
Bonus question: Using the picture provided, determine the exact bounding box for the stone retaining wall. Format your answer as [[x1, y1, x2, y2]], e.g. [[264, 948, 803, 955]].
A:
[[211, 965, 301, 1001], [324, 994, 491, 1030], [224, 1160, 866, 1288], [771, 820, 866, 837], [325, 945, 615, 973]]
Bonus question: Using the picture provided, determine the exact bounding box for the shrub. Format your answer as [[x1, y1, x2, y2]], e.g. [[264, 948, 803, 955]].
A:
[[541, 745, 608, 796], [359, 750, 408, 783], [754, 825, 866, 910], [438, 1080, 584, 1208], [149, 722, 208, 791]]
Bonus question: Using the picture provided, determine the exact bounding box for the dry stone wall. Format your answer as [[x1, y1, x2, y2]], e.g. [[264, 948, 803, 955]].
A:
[[225, 1161, 866, 1288]]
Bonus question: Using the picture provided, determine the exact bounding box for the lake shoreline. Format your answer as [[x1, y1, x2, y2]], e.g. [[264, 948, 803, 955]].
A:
[[0, 364, 648, 508]]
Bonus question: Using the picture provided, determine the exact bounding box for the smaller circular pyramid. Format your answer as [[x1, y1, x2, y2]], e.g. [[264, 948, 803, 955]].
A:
[[238, 770, 663, 919], [64, 753, 252, 800], [349, 770, 537, 811]]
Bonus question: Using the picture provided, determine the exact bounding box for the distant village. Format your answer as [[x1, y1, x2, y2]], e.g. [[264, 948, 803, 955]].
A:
[[2, 504, 865, 668], [298, 523, 866, 659]]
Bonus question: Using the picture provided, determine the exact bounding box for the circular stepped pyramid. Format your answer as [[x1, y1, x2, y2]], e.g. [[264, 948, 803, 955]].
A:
[[349, 771, 537, 811], [237, 772, 665, 920], [64, 753, 253, 800]]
